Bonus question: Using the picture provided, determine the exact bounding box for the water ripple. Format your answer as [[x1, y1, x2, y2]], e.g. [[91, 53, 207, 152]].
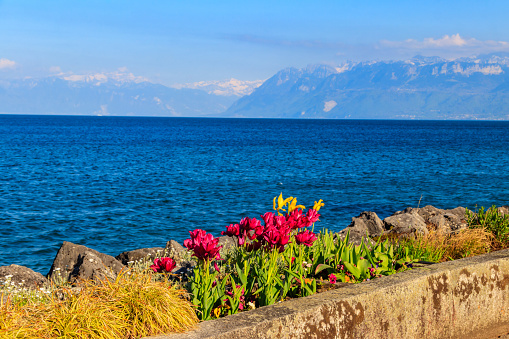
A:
[[1, 115, 508, 273]]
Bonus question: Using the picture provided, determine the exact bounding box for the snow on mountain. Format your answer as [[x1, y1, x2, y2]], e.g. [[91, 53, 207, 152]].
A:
[[225, 54, 509, 120], [172, 78, 264, 97], [58, 71, 149, 86]]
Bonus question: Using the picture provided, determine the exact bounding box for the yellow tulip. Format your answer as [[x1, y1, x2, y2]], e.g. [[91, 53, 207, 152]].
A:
[[288, 197, 305, 213], [273, 193, 293, 214], [313, 199, 324, 211]]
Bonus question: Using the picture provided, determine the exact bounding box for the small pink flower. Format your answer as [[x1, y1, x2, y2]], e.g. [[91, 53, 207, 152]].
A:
[[150, 257, 176, 273], [294, 230, 317, 247], [214, 262, 220, 273], [329, 273, 337, 284]]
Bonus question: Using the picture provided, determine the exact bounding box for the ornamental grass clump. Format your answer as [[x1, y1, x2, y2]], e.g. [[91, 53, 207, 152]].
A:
[[0, 270, 198, 338]]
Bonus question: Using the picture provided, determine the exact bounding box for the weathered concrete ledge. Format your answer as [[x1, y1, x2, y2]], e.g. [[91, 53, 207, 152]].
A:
[[150, 249, 509, 339]]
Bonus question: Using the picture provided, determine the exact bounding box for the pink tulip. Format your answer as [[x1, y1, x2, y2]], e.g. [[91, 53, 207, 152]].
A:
[[184, 229, 223, 262], [294, 230, 317, 247], [150, 257, 176, 273]]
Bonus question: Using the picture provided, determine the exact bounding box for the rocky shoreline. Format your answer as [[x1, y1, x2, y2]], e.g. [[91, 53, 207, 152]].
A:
[[2, 205, 508, 291]]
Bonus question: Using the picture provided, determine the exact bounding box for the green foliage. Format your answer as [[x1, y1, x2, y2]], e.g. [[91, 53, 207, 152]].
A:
[[395, 234, 448, 263], [466, 205, 509, 245], [193, 229, 421, 320]]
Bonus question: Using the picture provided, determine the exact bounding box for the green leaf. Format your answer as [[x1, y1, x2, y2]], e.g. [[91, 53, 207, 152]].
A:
[[235, 262, 247, 286], [315, 264, 332, 275], [344, 262, 361, 280]]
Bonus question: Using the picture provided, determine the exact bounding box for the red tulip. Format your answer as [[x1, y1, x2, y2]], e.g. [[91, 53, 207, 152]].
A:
[[287, 209, 305, 229], [303, 209, 320, 226], [221, 223, 240, 237], [261, 212, 274, 226], [262, 225, 290, 252], [184, 229, 223, 261], [240, 217, 263, 240], [294, 230, 317, 247], [150, 257, 176, 273]]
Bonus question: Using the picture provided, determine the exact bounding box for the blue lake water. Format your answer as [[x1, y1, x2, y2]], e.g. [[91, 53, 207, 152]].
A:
[[1, 115, 508, 274]]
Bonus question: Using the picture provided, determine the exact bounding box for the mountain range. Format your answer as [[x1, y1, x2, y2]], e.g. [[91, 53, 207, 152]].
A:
[[0, 73, 238, 117], [226, 54, 509, 120], [2, 54, 509, 119]]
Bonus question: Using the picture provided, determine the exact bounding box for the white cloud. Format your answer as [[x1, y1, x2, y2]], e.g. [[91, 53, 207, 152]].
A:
[[0, 58, 16, 70], [118, 66, 128, 72], [379, 34, 509, 54], [49, 66, 62, 73]]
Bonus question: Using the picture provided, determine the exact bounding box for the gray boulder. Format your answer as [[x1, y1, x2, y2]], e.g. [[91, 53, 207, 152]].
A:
[[384, 211, 428, 237], [165, 240, 185, 259], [337, 211, 385, 245], [48, 241, 125, 284], [498, 206, 509, 217], [442, 207, 468, 232], [217, 236, 237, 252], [392, 205, 467, 234], [165, 240, 195, 269], [115, 247, 166, 266], [0, 264, 49, 290]]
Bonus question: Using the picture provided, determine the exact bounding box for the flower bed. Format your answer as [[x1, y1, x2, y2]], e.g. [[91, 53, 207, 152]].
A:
[[152, 194, 419, 321]]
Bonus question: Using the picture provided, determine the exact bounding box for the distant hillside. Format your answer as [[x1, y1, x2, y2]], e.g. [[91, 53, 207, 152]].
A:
[[0, 75, 237, 117], [225, 54, 509, 120]]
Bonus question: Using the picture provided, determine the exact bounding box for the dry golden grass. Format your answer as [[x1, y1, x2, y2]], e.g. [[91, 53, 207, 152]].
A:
[[396, 228, 493, 263], [442, 228, 493, 260], [0, 270, 198, 339]]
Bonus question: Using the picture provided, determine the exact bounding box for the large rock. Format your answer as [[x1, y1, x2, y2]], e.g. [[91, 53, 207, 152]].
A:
[[48, 241, 125, 284], [391, 205, 467, 234], [165, 240, 185, 259], [115, 247, 165, 266], [336, 211, 385, 245], [217, 236, 237, 252], [0, 264, 48, 290], [384, 210, 428, 237], [498, 206, 509, 217]]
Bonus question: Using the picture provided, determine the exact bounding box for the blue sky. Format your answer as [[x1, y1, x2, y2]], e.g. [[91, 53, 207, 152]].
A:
[[1, 0, 509, 85]]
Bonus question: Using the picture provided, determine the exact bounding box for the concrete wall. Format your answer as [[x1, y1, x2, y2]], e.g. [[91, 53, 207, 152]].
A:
[[150, 249, 509, 339]]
